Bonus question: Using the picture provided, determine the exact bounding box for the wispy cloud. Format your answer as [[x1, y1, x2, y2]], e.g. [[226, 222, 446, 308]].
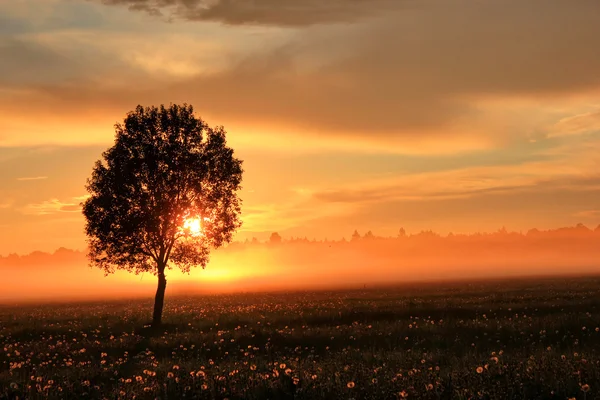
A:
[[550, 110, 600, 137], [97, 0, 396, 26], [308, 153, 600, 206], [22, 196, 85, 216], [17, 176, 47, 181], [573, 210, 600, 219]]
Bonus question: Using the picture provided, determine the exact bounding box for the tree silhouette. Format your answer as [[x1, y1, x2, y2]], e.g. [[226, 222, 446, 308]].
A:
[[269, 232, 282, 244], [82, 104, 243, 326]]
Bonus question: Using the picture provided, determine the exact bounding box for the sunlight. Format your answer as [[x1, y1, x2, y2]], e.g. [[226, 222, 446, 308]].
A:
[[183, 218, 203, 237]]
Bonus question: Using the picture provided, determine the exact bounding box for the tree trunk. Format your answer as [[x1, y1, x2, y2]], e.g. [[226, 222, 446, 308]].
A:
[[152, 268, 167, 327]]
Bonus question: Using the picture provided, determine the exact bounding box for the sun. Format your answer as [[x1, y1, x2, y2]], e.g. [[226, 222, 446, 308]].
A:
[[183, 218, 202, 236]]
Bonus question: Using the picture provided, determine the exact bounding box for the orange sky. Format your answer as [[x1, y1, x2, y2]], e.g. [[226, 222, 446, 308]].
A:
[[2, 0, 600, 258]]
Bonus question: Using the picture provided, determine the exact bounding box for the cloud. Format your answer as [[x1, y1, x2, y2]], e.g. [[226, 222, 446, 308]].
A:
[[309, 154, 600, 206], [2, 0, 600, 153], [573, 210, 600, 219], [22, 196, 85, 215], [17, 176, 48, 181], [551, 110, 600, 137], [0, 37, 82, 86], [97, 0, 397, 26]]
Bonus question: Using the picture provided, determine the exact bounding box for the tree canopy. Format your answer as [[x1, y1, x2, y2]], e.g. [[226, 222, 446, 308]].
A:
[[82, 104, 243, 324]]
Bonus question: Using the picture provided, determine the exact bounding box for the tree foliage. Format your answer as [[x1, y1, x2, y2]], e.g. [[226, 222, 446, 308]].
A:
[[82, 104, 243, 277]]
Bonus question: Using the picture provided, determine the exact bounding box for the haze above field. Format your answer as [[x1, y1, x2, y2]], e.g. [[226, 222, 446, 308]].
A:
[[1, 224, 600, 302], [1, 0, 600, 294]]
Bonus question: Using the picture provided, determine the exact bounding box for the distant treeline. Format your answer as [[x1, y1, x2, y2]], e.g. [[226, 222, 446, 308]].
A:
[[2, 223, 600, 264], [242, 223, 600, 245]]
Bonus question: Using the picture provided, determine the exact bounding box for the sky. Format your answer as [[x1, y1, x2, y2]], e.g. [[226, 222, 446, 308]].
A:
[[2, 0, 600, 256]]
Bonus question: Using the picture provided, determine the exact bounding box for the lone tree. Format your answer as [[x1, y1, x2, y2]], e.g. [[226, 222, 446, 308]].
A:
[[82, 104, 243, 326]]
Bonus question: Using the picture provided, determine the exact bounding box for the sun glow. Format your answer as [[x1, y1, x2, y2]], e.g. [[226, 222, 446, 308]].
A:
[[183, 218, 202, 236]]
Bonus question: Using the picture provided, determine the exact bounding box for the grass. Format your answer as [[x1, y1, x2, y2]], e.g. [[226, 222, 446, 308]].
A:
[[2, 275, 600, 399]]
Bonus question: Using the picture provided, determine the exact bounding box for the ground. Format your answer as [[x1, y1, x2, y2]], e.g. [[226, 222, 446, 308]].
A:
[[2, 276, 600, 399]]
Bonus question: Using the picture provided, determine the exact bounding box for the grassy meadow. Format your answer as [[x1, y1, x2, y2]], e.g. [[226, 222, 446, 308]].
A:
[[2, 276, 600, 399]]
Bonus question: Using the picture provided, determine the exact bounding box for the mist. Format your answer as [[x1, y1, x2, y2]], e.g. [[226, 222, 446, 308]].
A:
[[2, 224, 600, 303]]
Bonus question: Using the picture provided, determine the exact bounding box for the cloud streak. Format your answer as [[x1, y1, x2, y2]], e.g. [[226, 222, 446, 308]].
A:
[[17, 176, 48, 181], [551, 110, 600, 137], [22, 196, 85, 215], [308, 151, 600, 207], [97, 0, 397, 26]]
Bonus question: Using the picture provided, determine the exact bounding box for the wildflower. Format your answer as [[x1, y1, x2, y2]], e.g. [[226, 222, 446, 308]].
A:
[[167, 372, 174, 378], [293, 377, 300, 385], [347, 382, 355, 389], [250, 365, 257, 371], [476, 367, 484, 374], [399, 390, 408, 398], [582, 384, 590, 393], [280, 363, 286, 369], [312, 375, 318, 380], [426, 383, 434, 390], [201, 384, 208, 390], [9, 383, 18, 390]]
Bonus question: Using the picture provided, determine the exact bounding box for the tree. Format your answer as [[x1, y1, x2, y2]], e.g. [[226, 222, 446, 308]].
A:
[[82, 104, 243, 326], [269, 232, 282, 244], [351, 230, 361, 241]]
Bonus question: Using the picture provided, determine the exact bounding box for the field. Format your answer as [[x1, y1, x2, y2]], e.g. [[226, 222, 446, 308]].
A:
[[2, 276, 600, 399]]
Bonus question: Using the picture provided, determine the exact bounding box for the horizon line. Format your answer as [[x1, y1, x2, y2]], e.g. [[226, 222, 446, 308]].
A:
[[2, 221, 599, 258]]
